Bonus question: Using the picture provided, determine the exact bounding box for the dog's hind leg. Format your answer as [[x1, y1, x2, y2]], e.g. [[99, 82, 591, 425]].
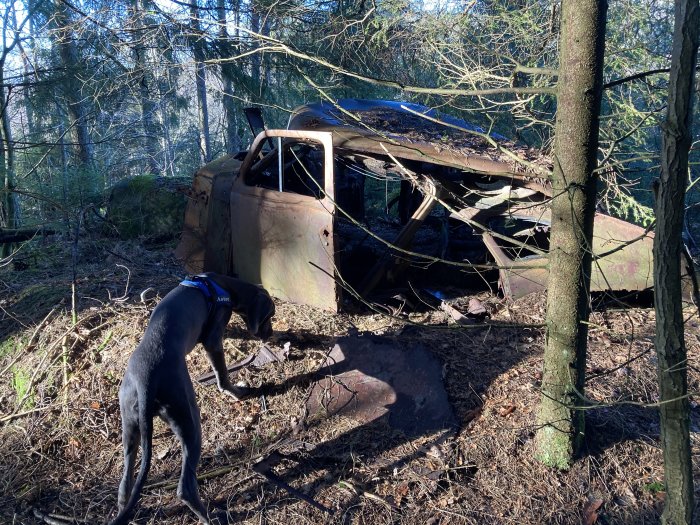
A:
[[116, 390, 141, 510], [160, 382, 211, 524], [117, 420, 140, 509]]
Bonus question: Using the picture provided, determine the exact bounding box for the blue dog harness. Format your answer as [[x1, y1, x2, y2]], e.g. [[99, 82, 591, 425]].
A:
[[179, 274, 232, 312]]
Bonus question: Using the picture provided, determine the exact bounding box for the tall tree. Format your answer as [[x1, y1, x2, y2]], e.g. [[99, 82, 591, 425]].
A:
[[653, 0, 699, 523], [217, 0, 239, 154], [52, 0, 97, 201], [189, 0, 212, 164], [53, 0, 93, 170], [1, 2, 31, 258], [535, 0, 608, 468], [131, 0, 163, 176]]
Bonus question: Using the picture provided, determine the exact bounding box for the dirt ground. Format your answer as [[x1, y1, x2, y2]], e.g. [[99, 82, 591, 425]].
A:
[[1, 236, 699, 525]]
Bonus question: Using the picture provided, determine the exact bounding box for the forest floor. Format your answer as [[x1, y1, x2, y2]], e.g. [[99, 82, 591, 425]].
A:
[[1, 236, 699, 525]]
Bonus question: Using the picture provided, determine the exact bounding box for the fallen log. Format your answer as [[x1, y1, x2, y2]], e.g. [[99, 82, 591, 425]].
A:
[[0, 227, 54, 244]]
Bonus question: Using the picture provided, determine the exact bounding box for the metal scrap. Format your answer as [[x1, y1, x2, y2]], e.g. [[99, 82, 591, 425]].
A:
[[306, 336, 456, 437], [251, 342, 290, 367]]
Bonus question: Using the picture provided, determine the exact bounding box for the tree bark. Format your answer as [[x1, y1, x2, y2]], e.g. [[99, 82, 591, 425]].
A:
[[54, 0, 93, 168], [53, 0, 97, 200], [250, 6, 262, 94], [535, 0, 608, 469], [131, 0, 163, 176], [217, 0, 239, 154], [654, 1, 699, 523], [0, 80, 19, 259], [190, 0, 212, 164], [1, 7, 19, 258]]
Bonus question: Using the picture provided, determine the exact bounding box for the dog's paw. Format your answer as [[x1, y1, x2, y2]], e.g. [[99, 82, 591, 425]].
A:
[[220, 383, 254, 402]]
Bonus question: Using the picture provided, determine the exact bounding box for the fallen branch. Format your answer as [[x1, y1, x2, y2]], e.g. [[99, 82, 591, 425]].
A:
[[0, 404, 53, 424], [254, 455, 334, 515], [0, 227, 54, 244], [32, 507, 81, 525], [337, 480, 399, 511], [0, 307, 57, 378]]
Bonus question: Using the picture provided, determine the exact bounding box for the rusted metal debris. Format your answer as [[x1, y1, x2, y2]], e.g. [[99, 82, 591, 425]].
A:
[[306, 336, 456, 437], [195, 342, 289, 385], [251, 342, 290, 367], [422, 289, 488, 325], [178, 99, 684, 311]]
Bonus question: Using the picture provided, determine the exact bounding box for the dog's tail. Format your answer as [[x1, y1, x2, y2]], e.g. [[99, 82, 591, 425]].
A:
[[107, 386, 154, 525]]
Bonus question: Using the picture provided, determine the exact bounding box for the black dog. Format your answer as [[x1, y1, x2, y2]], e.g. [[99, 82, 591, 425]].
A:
[[107, 273, 275, 525]]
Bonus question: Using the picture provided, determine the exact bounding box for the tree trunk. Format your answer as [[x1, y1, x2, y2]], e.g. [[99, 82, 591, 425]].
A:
[[131, 0, 163, 175], [654, 1, 699, 523], [217, 0, 240, 154], [250, 7, 262, 95], [190, 0, 212, 164], [1, 67, 19, 259], [535, 0, 608, 469], [53, 0, 97, 200]]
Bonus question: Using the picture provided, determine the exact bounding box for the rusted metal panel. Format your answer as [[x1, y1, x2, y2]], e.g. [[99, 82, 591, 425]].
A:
[[175, 155, 240, 274], [306, 336, 456, 437], [289, 99, 551, 182], [482, 233, 548, 298], [588, 214, 654, 292], [230, 131, 339, 311], [202, 172, 234, 274], [482, 213, 655, 299], [230, 187, 337, 310]]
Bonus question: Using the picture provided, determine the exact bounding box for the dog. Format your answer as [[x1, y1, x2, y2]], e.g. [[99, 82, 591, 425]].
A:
[[107, 273, 275, 525]]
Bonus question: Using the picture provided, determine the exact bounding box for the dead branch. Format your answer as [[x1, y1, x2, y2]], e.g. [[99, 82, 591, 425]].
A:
[[0, 227, 54, 244], [337, 479, 399, 511], [0, 307, 57, 378]]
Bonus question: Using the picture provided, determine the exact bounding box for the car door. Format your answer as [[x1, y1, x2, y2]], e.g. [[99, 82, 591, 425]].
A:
[[230, 130, 339, 311]]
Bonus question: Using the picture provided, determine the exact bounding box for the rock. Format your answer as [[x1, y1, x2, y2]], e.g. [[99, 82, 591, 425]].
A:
[[106, 175, 190, 239]]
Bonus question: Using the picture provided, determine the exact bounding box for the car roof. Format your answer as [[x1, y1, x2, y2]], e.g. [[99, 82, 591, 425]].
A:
[[288, 99, 551, 182]]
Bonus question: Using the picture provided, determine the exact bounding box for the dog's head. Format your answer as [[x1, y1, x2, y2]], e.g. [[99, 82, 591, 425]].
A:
[[241, 288, 275, 340], [205, 274, 275, 340]]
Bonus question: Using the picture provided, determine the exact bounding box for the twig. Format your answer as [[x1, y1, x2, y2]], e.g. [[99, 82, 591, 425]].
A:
[[108, 264, 132, 303], [0, 404, 53, 424], [337, 480, 398, 511], [145, 460, 252, 490], [62, 335, 69, 405], [32, 507, 80, 525], [0, 307, 57, 378], [11, 313, 98, 415], [256, 468, 334, 515]]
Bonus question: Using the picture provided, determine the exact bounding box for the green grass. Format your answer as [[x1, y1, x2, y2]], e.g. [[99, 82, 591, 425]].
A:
[[643, 481, 665, 494], [0, 337, 17, 359], [12, 365, 34, 408]]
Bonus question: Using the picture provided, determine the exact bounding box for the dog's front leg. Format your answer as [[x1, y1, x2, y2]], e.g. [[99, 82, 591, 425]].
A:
[[204, 343, 252, 401]]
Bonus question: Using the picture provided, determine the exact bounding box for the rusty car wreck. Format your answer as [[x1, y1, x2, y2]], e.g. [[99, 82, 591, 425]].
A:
[[177, 99, 664, 312]]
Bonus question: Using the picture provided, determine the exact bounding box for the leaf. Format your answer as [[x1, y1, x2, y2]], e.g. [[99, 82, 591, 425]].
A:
[[583, 498, 603, 525], [498, 404, 516, 416]]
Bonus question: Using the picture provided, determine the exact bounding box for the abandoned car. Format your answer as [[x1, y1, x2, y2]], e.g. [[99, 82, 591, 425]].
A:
[[177, 99, 669, 312]]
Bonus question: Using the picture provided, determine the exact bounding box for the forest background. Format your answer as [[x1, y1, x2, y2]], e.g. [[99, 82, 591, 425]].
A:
[[1, 1, 700, 524], [0, 0, 698, 242]]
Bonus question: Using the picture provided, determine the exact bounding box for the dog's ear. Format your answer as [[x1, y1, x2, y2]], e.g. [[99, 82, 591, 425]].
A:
[[245, 291, 275, 338], [200, 306, 233, 349]]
